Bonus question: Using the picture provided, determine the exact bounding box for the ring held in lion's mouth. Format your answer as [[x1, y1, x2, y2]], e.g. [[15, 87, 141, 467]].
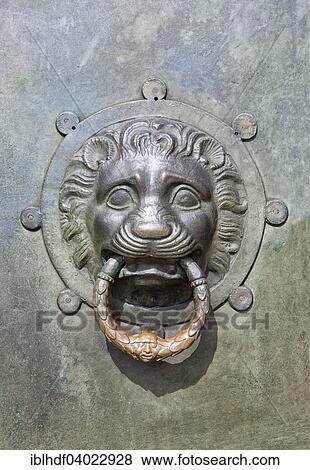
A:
[[93, 255, 211, 362]]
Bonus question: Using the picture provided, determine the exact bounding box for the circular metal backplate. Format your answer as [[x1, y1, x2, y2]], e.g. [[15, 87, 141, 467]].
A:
[[41, 100, 266, 309]]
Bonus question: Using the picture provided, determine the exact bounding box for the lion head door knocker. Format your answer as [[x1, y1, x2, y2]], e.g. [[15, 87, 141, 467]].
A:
[[21, 78, 288, 363]]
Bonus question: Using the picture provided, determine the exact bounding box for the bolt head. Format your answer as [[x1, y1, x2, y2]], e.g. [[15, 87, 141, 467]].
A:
[[57, 289, 81, 315], [20, 207, 42, 231], [142, 78, 167, 100], [56, 111, 80, 136], [229, 286, 253, 312], [233, 113, 258, 140], [266, 200, 288, 226]]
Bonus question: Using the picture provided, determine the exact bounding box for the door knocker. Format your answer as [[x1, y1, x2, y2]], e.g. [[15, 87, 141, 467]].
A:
[[21, 78, 288, 362]]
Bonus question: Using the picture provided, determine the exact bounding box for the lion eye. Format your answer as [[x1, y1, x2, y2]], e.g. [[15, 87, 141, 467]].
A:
[[170, 187, 201, 210], [107, 187, 136, 210]]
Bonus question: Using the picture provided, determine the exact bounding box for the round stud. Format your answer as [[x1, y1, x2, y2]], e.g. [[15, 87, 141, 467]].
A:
[[142, 78, 167, 101], [232, 113, 258, 140], [229, 286, 253, 312], [56, 111, 80, 136], [265, 200, 288, 226], [20, 207, 42, 231], [57, 289, 81, 315]]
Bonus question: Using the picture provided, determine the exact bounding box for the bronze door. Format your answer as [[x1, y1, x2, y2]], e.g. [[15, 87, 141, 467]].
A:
[[0, 0, 309, 449]]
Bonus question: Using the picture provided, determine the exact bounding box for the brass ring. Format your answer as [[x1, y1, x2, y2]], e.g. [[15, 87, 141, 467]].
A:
[[93, 256, 210, 362]]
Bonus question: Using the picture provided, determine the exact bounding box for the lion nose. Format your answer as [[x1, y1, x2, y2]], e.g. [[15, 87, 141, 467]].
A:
[[132, 220, 172, 239]]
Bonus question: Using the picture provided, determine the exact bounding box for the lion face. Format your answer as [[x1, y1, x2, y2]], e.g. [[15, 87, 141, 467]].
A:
[[86, 152, 217, 307], [59, 118, 247, 313]]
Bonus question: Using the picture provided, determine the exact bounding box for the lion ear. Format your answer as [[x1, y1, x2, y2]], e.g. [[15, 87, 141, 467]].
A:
[[83, 136, 118, 170], [193, 136, 225, 169]]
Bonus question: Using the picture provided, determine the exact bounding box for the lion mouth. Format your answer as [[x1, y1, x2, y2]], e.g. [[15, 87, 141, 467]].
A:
[[102, 250, 187, 280], [119, 260, 186, 281], [101, 250, 202, 278], [94, 255, 210, 362], [101, 251, 194, 312]]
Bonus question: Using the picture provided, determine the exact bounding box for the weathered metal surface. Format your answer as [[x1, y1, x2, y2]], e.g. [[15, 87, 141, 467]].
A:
[[0, 0, 309, 450]]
